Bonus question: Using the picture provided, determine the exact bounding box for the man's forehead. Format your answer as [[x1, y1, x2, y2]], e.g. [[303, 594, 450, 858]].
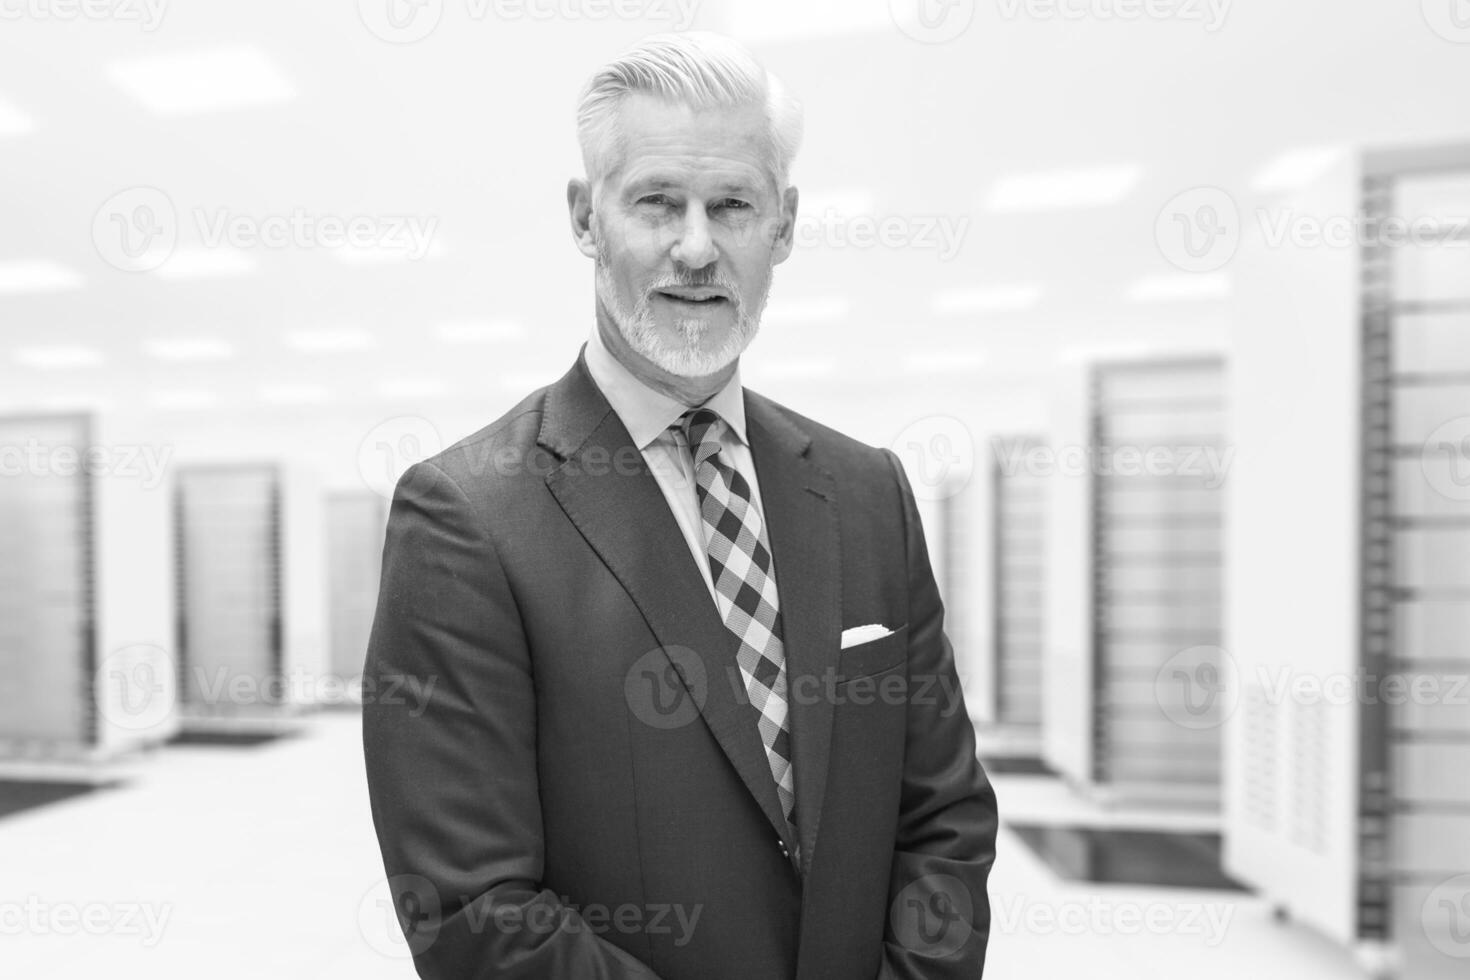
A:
[[606, 94, 774, 193], [620, 166, 764, 193]]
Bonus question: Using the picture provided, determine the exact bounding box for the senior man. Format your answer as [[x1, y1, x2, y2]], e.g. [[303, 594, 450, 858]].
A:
[[363, 31, 998, 980]]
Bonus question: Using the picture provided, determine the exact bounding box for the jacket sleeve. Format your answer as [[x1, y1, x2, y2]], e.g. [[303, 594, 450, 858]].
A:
[[362, 459, 665, 980], [875, 449, 1001, 979]]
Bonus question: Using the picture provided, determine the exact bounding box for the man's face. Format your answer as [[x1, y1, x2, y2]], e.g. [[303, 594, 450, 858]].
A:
[[583, 93, 796, 379]]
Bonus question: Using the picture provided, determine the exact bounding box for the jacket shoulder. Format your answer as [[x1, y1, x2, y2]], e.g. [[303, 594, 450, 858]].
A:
[[413, 388, 550, 493], [745, 387, 895, 473]]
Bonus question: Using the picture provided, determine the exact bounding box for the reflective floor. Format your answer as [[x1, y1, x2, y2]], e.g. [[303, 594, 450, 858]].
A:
[[1009, 825, 1246, 890], [0, 781, 110, 821], [0, 712, 1372, 979]]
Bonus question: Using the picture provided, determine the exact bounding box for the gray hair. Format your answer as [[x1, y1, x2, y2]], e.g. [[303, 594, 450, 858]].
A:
[[575, 31, 803, 200]]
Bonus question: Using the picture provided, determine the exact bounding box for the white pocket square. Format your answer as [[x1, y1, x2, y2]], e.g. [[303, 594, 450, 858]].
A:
[[840, 624, 895, 649]]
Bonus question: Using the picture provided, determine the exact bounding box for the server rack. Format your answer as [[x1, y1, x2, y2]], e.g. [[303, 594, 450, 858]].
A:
[[1088, 359, 1228, 804], [989, 435, 1047, 747], [173, 463, 326, 726], [0, 414, 96, 753], [1360, 149, 1470, 980], [1224, 141, 1470, 978], [174, 464, 281, 717], [0, 411, 176, 760]]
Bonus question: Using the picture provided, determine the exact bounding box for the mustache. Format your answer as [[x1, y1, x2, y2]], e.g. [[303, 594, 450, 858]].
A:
[[646, 270, 739, 293], [652, 266, 724, 284], [592, 236, 742, 306]]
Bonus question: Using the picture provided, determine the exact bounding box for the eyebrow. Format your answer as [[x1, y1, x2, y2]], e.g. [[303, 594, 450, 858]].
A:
[[626, 177, 758, 196]]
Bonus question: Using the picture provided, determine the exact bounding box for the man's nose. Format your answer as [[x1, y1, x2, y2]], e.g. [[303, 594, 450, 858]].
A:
[[670, 204, 718, 269]]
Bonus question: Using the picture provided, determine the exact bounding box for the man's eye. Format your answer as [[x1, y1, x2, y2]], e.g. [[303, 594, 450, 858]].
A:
[[716, 199, 751, 211], [637, 195, 673, 208]]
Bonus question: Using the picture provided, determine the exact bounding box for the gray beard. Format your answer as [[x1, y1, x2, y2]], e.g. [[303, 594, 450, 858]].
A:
[[594, 237, 769, 378]]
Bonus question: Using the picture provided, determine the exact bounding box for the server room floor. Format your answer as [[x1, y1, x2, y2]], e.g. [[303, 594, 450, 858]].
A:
[[0, 712, 1371, 979]]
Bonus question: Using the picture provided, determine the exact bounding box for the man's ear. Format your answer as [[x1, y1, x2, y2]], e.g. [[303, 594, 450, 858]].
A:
[[771, 184, 799, 266], [567, 178, 598, 259]]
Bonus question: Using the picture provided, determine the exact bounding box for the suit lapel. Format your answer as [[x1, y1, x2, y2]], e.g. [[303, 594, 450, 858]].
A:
[[744, 392, 842, 877], [539, 349, 796, 848]]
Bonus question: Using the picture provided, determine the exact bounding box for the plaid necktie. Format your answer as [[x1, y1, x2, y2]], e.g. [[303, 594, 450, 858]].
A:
[[676, 407, 797, 840]]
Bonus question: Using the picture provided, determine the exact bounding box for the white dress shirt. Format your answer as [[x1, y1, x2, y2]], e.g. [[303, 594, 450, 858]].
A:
[[582, 324, 771, 610]]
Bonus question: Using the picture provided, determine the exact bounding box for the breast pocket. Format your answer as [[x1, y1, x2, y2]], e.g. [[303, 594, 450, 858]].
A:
[[834, 622, 909, 683]]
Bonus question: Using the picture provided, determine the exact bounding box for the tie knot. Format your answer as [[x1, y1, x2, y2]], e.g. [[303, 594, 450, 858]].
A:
[[678, 407, 723, 467]]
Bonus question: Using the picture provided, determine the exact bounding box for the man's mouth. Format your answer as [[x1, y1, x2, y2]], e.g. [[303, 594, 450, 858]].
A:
[[655, 288, 731, 307]]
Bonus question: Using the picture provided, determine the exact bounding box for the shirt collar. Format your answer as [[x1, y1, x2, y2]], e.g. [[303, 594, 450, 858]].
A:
[[584, 323, 748, 451]]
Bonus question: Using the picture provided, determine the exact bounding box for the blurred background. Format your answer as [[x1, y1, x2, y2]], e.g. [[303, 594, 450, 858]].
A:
[[1, 1, 1468, 977]]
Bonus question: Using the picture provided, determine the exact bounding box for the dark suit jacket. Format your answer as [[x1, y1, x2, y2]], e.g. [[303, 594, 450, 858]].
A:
[[363, 346, 998, 980]]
